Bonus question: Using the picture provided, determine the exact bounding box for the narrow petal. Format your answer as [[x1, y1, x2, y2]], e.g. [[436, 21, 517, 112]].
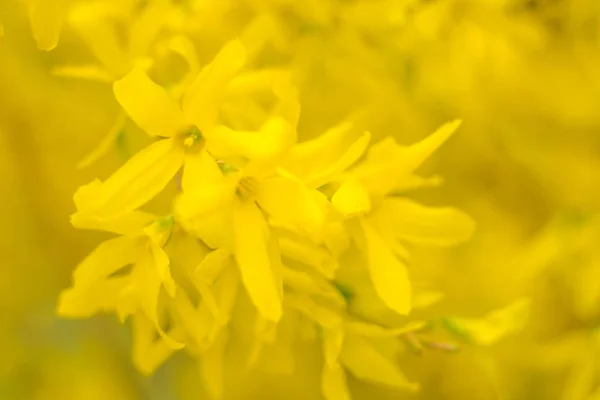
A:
[[233, 201, 282, 322], [322, 328, 350, 400], [339, 334, 419, 391], [359, 219, 412, 316], [27, 0, 68, 51], [258, 177, 327, 241], [71, 210, 156, 236], [306, 131, 371, 189], [182, 40, 247, 132], [285, 293, 343, 329], [400, 119, 462, 173], [52, 64, 114, 82], [323, 328, 345, 366], [195, 248, 231, 284], [85, 139, 184, 217], [176, 192, 234, 250], [322, 364, 351, 400], [68, 3, 128, 75], [206, 117, 294, 161], [288, 121, 354, 169], [77, 112, 127, 168], [181, 151, 223, 193], [345, 320, 427, 338], [172, 289, 212, 348], [132, 312, 179, 375], [134, 254, 185, 350], [447, 299, 530, 346], [201, 332, 228, 399], [368, 197, 476, 247], [354, 120, 461, 196], [114, 69, 186, 137], [129, 0, 170, 59], [331, 180, 371, 218], [150, 242, 176, 298], [57, 276, 130, 318], [70, 236, 144, 289]]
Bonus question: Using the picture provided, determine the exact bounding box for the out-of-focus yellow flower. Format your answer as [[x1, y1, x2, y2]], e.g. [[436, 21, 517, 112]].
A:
[[331, 120, 475, 316]]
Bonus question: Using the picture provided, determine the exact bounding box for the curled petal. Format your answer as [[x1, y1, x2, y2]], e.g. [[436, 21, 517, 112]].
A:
[[359, 219, 412, 316]]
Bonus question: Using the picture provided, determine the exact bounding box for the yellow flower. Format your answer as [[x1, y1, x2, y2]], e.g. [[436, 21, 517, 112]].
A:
[[72, 40, 294, 221], [52, 0, 176, 82], [331, 120, 475, 316], [175, 156, 329, 323], [58, 209, 183, 349]]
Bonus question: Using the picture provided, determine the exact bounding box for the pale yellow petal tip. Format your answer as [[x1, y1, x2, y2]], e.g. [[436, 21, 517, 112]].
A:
[[431, 118, 462, 142]]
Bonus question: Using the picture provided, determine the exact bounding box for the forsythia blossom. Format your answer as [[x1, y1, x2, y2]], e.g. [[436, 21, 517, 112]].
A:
[[58, 35, 475, 397]]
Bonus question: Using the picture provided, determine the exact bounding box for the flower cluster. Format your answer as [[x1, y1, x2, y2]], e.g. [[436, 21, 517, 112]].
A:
[[54, 34, 479, 400], [9, 0, 562, 398]]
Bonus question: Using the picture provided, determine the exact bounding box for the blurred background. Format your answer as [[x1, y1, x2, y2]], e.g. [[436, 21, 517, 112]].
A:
[[1, 0, 600, 399]]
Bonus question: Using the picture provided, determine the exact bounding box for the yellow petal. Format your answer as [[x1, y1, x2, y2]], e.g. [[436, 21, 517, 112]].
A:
[[131, 312, 179, 375], [360, 219, 412, 316], [323, 327, 345, 366], [331, 180, 371, 218], [57, 276, 130, 318], [150, 242, 176, 298], [70, 236, 144, 289], [27, 0, 68, 51], [114, 68, 186, 137], [284, 121, 354, 181], [167, 35, 201, 98], [278, 237, 338, 280], [176, 192, 235, 250], [401, 119, 462, 172], [172, 289, 212, 348], [129, 0, 170, 59], [68, 3, 128, 75], [71, 210, 156, 236], [345, 320, 427, 338], [258, 177, 327, 241], [233, 201, 282, 322], [285, 293, 343, 328], [207, 265, 240, 340], [51, 64, 114, 82], [194, 248, 232, 286], [368, 197, 476, 247], [449, 299, 530, 346], [322, 364, 351, 400], [306, 131, 371, 189], [201, 332, 228, 399], [339, 334, 419, 391], [207, 117, 294, 161], [77, 112, 127, 168], [80, 139, 184, 217], [181, 150, 223, 193], [182, 40, 247, 132], [134, 254, 185, 350], [354, 120, 461, 196]]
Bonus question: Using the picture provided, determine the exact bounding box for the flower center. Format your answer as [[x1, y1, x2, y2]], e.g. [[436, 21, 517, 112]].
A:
[[178, 126, 204, 152]]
